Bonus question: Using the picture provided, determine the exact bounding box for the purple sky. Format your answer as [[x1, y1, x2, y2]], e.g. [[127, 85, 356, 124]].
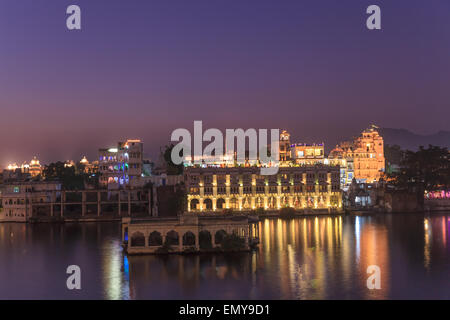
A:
[[0, 0, 449, 166]]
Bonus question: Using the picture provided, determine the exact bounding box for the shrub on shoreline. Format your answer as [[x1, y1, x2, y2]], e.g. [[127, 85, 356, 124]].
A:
[[220, 234, 246, 251], [279, 207, 296, 219]]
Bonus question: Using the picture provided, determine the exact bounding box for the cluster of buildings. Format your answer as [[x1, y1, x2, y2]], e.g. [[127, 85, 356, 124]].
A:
[[182, 125, 385, 213], [3, 157, 43, 182], [3, 156, 98, 182], [64, 156, 98, 174], [328, 126, 385, 186], [97, 139, 179, 188], [277, 125, 385, 187], [0, 127, 387, 222]]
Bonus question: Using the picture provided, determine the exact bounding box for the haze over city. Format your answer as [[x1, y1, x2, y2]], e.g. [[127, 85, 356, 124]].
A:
[[1, 0, 449, 166]]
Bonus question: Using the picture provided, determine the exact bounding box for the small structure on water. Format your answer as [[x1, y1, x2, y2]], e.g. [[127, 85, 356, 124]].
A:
[[122, 214, 259, 254]]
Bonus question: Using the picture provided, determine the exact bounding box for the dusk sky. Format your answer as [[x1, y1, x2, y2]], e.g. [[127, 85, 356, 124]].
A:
[[0, 0, 449, 166]]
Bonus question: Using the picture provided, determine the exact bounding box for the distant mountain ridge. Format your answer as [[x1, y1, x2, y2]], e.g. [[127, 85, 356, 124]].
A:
[[379, 128, 450, 151]]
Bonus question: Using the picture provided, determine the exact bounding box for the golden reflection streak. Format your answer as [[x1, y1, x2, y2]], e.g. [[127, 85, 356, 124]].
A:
[[303, 218, 307, 251], [424, 218, 431, 270], [314, 217, 319, 248], [359, 221, 389, 299], [442, 217, 446, 248]]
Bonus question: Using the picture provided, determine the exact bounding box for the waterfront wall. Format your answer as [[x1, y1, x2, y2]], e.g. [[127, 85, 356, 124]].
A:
[[0, 188, 156, 223], [425, 199, 450, 212], [384, 191, 423, 213]]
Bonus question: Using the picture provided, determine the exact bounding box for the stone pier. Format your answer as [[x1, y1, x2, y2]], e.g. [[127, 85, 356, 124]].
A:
[[122, 214, 259, 255]]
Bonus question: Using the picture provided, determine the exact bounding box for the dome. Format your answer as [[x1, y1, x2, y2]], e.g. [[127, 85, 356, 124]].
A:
[[80, 156, 89, 164], [30, 156, 40, 166], [329, 146, 344, 158]]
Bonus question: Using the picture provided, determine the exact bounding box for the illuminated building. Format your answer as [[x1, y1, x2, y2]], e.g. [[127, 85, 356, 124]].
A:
[[0, 181, 61, 222], [98, 139, 143, 188], [326, 147, 354, 187], [7, 163, 19, 171], [424, 190, 450, 211], [63, 157, 98, 175], [279, 130, 291, 162], [290, 143, 325, 165], [79, 156, 98, 174], [5, 157, 42, 179], [28, 157, 42, 177], [329, 125, 384, 184], [185, 165, 342, 213], [80, 156, 89, 166], [182, 154, 235, 167], [64, 160, 75, 168], [182, 130, 319, 168]]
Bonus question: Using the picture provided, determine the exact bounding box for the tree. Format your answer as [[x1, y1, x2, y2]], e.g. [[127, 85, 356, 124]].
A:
[[388, 145, 449, 191], [385, 144, 404, 163], [168, 185, 187, 214], [163, 144, 184, 175], [220, 233, 246, 251], [279, 207, 296, 219], [43, 161, 93, 190]]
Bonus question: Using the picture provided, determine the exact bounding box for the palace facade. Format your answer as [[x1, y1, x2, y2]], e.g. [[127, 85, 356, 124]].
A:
[[185, 165, 342, 213], [329, 126, 385, 184]]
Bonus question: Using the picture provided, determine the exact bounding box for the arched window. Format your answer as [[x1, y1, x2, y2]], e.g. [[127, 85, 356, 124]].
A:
[[130, 232, 145, 247], [230, 198, 238, 209], [282, 196, 289, 207], [256, 197, 263, 208], [166, 230, 179, 245], [199, 231, 212, 249], [190, 199, 199, 211], [242, 197, 250, 209], [148, 231, 163, 246], [294, 196, 301, 208], [215, 230, 227, 245], [216, 198, 225, 209], [268, 196, 276, 209], [204, 199, 213, 210], [183, 231, 196, 246]]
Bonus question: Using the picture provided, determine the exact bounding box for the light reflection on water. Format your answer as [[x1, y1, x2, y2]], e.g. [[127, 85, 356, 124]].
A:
[[0, 213, 449, 299]]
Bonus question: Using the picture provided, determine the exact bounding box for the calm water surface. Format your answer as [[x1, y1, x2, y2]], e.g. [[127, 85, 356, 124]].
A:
[[0, 213, 449, 299]]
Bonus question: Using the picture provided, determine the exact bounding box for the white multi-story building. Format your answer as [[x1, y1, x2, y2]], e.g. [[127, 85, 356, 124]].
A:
[[98, 139, 143, 189], [290, 143, 325, 165]]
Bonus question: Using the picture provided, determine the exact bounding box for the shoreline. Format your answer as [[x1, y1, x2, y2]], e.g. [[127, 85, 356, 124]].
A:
[[1, 209, 449, 224]]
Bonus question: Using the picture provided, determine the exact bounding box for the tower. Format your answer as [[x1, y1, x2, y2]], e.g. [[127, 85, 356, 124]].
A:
[[279, 130, 291, 162]]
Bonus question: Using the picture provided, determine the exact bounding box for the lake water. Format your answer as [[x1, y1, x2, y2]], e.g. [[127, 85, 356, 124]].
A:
[[0, 213, 449, 299]]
